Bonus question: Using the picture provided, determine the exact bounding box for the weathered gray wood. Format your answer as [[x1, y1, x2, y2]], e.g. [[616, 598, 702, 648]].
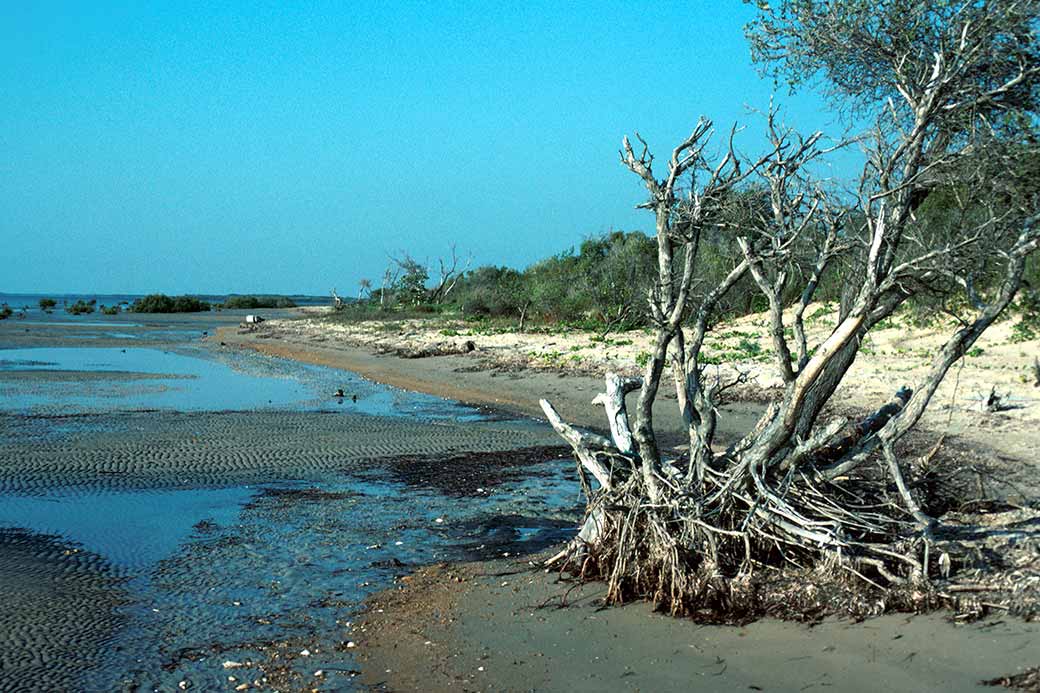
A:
[[539, 398, 612, 489], [591, 372, 642, 455]]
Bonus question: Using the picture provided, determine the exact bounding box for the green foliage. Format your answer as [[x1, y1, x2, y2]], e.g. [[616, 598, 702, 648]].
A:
[[635, 351, 652, 368], [392, 257, 430, 306], [0, 304, 11, 320], [100, 304, 120, 316], [65, 300, 95, 315], [38, 298, 56, 310], [222, 295, 297, 309], [452, 266, 528, 318], [131, 294, 211, 313], [448, 230, 657, 329]]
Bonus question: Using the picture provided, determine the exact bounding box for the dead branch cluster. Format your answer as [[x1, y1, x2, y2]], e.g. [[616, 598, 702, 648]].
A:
[[541, 1, 1040, 621]]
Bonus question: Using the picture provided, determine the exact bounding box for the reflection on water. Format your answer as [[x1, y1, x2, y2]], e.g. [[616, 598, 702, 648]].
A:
[[0, 346, 502, 421], [0, 486, 255, 572]]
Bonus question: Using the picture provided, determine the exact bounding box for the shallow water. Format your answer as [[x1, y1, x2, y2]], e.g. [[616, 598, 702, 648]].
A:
[[0, 485, 255, 572], [0, 338, 579, 691], [0, 345, 500, 420]]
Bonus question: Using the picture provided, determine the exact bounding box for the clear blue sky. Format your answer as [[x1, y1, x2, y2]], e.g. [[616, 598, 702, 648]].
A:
[[0, 1, 853, 295]]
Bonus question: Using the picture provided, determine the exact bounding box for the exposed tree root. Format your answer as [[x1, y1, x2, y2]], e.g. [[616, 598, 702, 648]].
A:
[[543, 375, 1039, 624]]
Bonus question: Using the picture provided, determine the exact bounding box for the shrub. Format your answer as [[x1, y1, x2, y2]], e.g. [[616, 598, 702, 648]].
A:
[[0, 304, 11, 320], [100, 305, 120, 316], [131, 294, 211, 313], [38, 298, 56, 310], [222, 295, 297, 309], [66, 300, 95, 315]]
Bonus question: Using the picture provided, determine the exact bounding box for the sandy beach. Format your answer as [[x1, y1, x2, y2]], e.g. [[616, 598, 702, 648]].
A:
[[355, 559, 1040, 692], [1, 306, 1036, 691]]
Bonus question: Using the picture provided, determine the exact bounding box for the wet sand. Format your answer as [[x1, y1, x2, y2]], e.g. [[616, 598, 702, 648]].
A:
[[0, 411, 560, 493], [0, 409, 574, 692], [357, 561, 1040, 692], [0, 530, 125, 692], [0, 318, 583, 691]]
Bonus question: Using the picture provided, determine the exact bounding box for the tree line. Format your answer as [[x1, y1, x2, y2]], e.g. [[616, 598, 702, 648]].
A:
[[351, 179, 1040, 333]]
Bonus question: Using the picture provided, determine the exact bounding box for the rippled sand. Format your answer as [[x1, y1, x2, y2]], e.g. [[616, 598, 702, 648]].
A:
[[0, 410, 559, 493]]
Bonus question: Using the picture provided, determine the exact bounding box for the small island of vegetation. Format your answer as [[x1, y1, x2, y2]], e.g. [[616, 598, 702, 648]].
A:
[[131, 294, 211, 313], [65, 299, 96, 315], [221, 295, 297, 310]]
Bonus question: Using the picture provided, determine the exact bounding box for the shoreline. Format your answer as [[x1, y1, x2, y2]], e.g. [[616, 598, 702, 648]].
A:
[[214, 306, 1040, 468], [215, 317, 1039, 501], [213, 325, 770, 449], [215, 317, 1040, 692]]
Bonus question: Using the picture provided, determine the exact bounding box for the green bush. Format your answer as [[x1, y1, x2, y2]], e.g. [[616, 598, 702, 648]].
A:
[[66, 300, 95, 315], [222, 295, 297, 309], [38, 298, 57, 310], [1011, 285, 1040, 343], [0, 304, 12, 320], [100, 304, 120, 315], [131, 294, 211, 313], [444, 230, 657, 330]]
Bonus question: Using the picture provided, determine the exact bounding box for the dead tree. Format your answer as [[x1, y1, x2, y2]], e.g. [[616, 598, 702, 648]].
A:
[[541, 0, 1040, 615], [427, 245, 472, 303], [378, 263, 400, 310]]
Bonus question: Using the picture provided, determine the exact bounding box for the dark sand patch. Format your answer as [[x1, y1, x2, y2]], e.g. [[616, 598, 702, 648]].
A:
[[383, 445, 571, 497], [0, 529, 125, 693], [358, 560, 1040, 692]]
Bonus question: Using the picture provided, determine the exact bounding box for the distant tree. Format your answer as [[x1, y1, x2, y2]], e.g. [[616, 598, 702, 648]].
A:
[[427, 245, 472, 303], [38, 298, 56, 310], [391, 254, 429, 306]]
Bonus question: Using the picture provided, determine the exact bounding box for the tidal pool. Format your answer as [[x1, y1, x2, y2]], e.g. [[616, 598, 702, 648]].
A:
[[0, 343, 579, 691]]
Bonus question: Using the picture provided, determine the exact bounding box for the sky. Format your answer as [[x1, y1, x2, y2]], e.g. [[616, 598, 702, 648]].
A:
[[0, 1, 857, 296]]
